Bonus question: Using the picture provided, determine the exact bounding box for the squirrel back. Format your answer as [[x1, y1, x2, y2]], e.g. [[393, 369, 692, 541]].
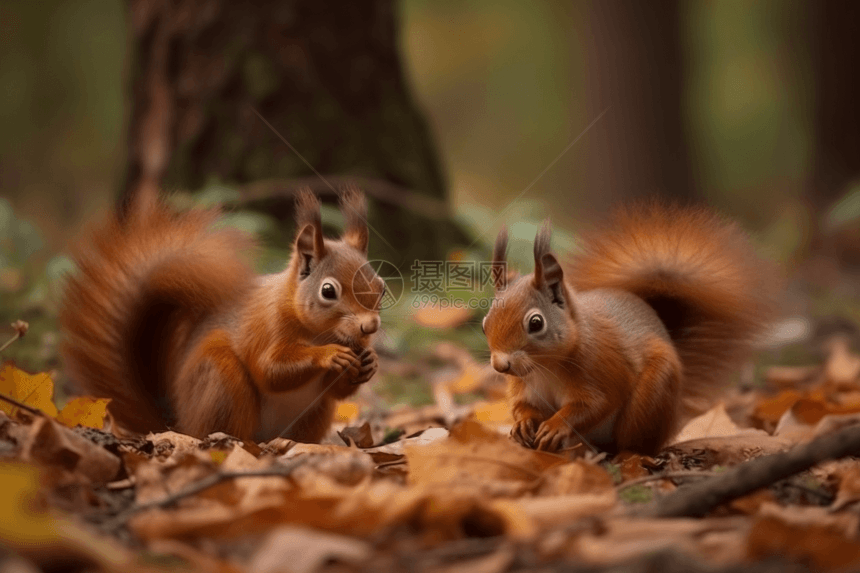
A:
[[568, 202, 778, 416], [482, 201, 778, 453], [59, 194, 257, 434]]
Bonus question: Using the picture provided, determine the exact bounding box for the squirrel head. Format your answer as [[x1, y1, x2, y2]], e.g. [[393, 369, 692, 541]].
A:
[[288, 186, 384, 349], [481, 220, 578, 376]]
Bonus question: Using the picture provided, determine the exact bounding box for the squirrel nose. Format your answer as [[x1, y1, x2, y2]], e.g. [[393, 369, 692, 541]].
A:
[[491, 353, 512, 373], [360, 316, 380, 335]]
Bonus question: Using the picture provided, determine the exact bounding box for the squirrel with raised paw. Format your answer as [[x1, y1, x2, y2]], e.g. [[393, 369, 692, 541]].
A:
[[482, 203, 778, 455], [60, 186, 384, 443]]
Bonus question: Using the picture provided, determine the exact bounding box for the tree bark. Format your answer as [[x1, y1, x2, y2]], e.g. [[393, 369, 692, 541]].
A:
[[580, 0, 699, 209], [121, 0, 460, 262]]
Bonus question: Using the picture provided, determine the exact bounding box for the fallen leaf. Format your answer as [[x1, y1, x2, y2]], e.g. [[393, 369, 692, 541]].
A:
[[20, 417, 120, 484], [672, 403, 767, 444], [0, 362, 58, 418], [472, 399, 513, 426], [249, 525, 371, 573], [752, 390, 804, 426], [824, 335, 860, 387], [338, 422, 374, 448], [406, 420, 565, 494], [56, 396, 110, 430], [335, 402, 360, 424]]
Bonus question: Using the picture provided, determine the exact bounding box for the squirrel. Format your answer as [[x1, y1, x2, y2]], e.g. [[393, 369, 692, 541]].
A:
[[59, 186, 384, 443], [481, 203, 778, 455]]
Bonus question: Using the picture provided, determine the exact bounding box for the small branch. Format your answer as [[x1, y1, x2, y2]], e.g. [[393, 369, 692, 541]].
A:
[[103, 460, 304, 529], [0, 392, 43, 417], [238, 176, 450, 220], [617, 471, 718, 491], [0, 320, 28, 354], [641, 423, 860, 518]]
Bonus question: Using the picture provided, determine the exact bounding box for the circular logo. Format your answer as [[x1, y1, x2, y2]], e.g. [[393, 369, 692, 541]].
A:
[[352, 259, 404, 311]]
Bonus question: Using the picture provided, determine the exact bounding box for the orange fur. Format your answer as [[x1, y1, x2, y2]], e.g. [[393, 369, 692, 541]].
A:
[[485, 202, 778, 454], [569, 202, 779, 418], [60, 188, 382, 442]]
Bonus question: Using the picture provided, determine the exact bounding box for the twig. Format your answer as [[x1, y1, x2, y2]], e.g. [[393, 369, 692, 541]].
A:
[[617, 471, 718, 491], [104, 459, 304, 529], [0, 320, 28, 354], [0, 392, 43, 417], [641, 423, 860, 518], [237, 176, 450, 220]]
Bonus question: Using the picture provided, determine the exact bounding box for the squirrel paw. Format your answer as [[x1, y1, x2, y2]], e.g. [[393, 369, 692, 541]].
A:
[[323, 345, 361, 374], [534, 416, 572, 452], [510, 418, 539, 448], [350, 348, 378, 385]]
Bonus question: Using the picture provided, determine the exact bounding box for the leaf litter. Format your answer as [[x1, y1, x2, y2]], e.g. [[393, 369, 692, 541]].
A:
[[2, 328, 860, 572]]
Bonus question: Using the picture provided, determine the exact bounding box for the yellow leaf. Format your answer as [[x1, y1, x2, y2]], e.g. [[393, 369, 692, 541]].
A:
[[56, 396, 110, 430], [445, 364, 484, 394], [0, 463, 58, 546], [472, 399, 513, 425], [0, 362, 58, 418], [336, 402, 359, 423]]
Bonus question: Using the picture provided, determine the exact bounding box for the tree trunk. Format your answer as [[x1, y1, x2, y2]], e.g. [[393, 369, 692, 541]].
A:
[[121, 0, 460, 262], [580, 0, 698, 210]]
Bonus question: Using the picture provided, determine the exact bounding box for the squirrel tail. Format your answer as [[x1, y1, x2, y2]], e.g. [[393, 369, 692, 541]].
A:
[[59, 194, 257, 433], [569, 202, 779, 416]]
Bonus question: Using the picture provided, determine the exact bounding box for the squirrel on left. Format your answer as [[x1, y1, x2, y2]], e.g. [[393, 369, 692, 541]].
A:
[[59, 186, 383, 443]]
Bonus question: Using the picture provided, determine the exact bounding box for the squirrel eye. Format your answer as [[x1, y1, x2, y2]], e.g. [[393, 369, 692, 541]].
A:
[[320, 281, 338, 301], [527, 313, 545, 334]]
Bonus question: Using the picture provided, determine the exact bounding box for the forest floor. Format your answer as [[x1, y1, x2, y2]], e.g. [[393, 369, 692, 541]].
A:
[[3, 301, 860, 573]]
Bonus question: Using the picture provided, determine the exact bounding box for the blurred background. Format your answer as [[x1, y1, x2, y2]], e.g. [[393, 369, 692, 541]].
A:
[[1, 1, 859, 389]]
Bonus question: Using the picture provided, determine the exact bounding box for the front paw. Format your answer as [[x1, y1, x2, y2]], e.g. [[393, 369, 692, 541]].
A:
[[534, 416, 573, 452], [510, 417, 539, 448], [350, 348, 378, 386], [322, 344, 360, 375]]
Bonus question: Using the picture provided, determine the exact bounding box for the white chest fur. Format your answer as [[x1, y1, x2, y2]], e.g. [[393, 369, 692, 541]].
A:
[[255, 373, 326, 442]]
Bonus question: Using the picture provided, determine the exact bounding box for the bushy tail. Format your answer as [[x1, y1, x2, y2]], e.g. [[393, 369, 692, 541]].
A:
[[59, 196, 256, 433], [569, 202, 779, 416]]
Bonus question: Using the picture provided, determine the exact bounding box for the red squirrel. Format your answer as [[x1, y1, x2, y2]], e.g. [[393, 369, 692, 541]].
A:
[[482, 203, 777, 454], [59, 186, 384, 443]]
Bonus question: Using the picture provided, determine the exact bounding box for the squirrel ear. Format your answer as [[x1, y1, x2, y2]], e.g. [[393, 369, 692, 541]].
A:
[[339, 184, 369, 254], [532, 219, 552, 288], [492, 226, 509, 291], [532, 220, 566, 305], [535, 252, 567, 306], [294, 189, 326, 273], [295, 224, 325, 275]]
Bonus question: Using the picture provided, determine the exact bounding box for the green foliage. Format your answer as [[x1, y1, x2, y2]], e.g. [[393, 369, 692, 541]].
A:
[[619, 485, 653, 504]]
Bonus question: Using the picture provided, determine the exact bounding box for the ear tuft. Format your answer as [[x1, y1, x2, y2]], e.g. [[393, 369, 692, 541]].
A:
[[492, 227, 509, 291], [339, 184, 369, 253], [532, 219, 553, 287], [294, 188, 325, 260]]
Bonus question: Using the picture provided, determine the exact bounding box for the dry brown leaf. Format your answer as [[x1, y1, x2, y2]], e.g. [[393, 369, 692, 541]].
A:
[[538, 460, 616, 496], [20, 417, 119, 484], [338, 421, 374, 448], [406, 420, 564, 494], [248, 525, 371, 573], [824, 335, 860, 387], [747, 513, 860, 571], [672, 402, 768, 444], [752, 390, 805, 426], [573, 517, 748, 566]]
